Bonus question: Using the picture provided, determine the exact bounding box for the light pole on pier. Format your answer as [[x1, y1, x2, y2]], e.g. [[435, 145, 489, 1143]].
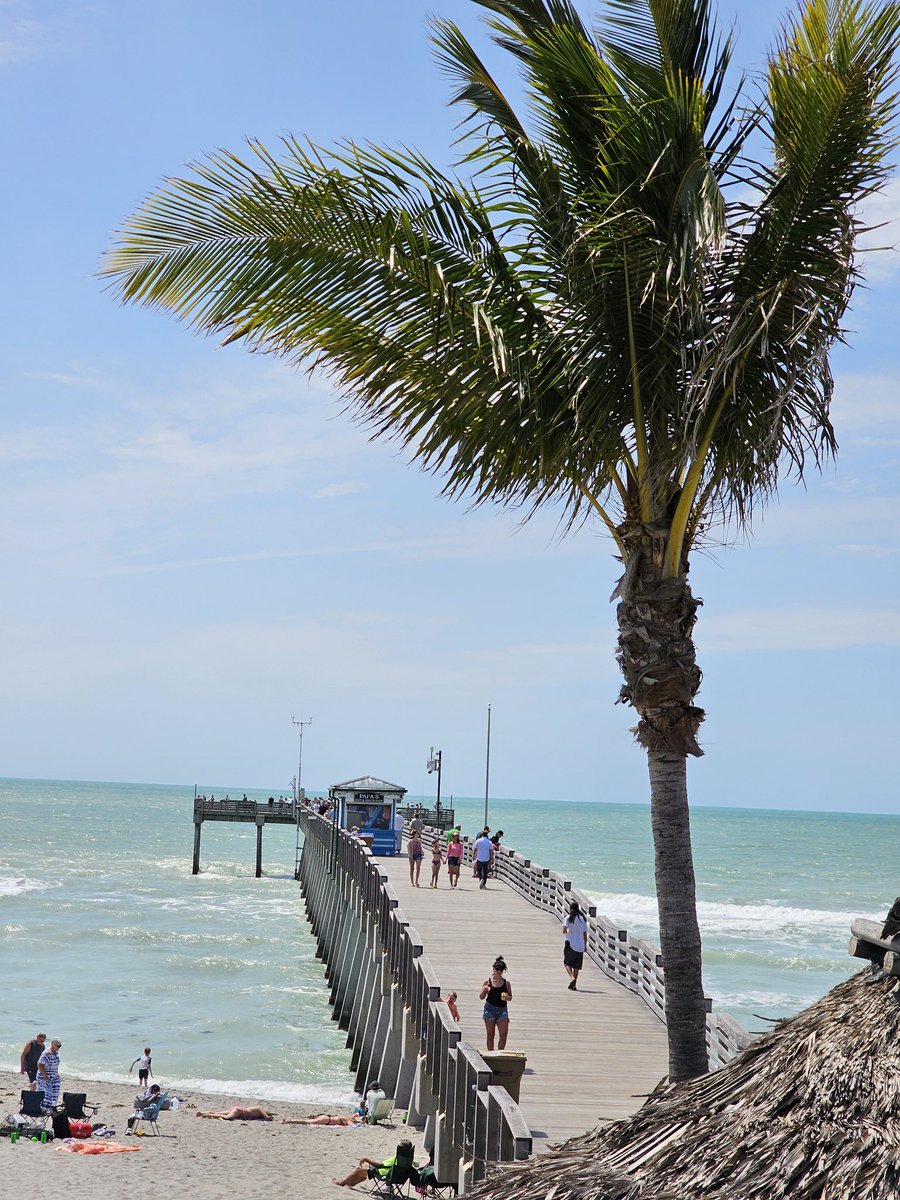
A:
[[292, 716, 312, 803], [483, 704, 492, 829], [427, 747, 443, 827]]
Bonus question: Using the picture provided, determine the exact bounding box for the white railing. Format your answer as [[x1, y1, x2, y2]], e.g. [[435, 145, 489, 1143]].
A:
[[411, 822, 752, 1070]]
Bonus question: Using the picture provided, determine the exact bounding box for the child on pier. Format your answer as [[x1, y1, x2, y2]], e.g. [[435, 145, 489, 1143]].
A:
[[430, 839, 444, 887]]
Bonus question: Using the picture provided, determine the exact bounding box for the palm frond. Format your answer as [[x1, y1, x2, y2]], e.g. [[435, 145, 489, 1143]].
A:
[[103, 0, 900, 573], [103, 136, 635, 516]]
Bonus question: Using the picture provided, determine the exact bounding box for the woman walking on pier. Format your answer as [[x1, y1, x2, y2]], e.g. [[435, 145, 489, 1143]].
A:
[[446, 830, 463, 888], [480, 957, 512, 1050], [408, 831, 424, 886]]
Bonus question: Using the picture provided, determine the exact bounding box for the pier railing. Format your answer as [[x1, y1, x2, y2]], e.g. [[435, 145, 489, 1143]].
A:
[[297, 812, 531, 1192], [412, 822, 751, 1070]]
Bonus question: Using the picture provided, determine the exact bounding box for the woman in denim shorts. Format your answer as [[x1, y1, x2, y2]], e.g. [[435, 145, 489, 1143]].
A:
[[480, 956, 512, 1050]]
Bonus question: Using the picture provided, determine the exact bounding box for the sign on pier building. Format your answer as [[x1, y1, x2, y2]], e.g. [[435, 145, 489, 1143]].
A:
[[329, 775, 407, 856]]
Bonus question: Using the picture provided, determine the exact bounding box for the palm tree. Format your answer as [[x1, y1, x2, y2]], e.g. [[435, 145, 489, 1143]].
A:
[[102, 0, 900, 1080]]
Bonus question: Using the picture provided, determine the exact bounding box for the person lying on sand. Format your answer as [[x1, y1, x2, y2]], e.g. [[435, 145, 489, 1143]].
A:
[[282, 1105, 367, 1127], [194, 1105, 274, 1121]]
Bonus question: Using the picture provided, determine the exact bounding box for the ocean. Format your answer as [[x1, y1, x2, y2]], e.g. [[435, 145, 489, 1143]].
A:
[[0, 777, 890, 1101]]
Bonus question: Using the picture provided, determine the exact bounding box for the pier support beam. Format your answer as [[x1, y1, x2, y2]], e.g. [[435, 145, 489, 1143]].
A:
[[255, 815, 265, 878], [192, 816, 202, 875]]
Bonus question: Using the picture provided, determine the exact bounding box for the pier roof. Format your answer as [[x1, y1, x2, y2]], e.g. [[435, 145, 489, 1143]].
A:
[[330, 775, 407, 794]]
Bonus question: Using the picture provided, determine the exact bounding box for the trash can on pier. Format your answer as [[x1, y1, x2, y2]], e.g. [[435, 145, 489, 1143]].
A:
[[481, 1050, 527, 1104]]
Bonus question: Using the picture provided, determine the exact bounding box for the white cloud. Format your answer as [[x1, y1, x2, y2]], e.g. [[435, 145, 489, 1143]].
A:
[[856, 179, 900, 283], [699, 608, 900, 652], [313, 482, 366, 499], [0, 14, 41, 63], [832, 372, 900, 435]]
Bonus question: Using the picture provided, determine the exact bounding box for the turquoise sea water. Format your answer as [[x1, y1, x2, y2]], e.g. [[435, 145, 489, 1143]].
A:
[[0, 778, 892, 1100]]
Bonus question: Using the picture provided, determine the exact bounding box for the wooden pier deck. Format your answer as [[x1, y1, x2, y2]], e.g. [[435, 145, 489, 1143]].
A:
[[377, 849, 669, 1149]]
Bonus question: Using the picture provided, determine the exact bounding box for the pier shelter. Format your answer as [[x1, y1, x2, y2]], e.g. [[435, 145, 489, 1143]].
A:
[[329, 774, 406, 856]]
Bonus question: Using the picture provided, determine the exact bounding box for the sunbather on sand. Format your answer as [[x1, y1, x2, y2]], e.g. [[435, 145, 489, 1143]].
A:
[[282, 1106, 367, 1127], [195, 1105, 274, 1121]]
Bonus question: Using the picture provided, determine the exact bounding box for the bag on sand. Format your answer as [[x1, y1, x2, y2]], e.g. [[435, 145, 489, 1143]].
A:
[[52, 1111, 71, 1140], [69, 1120, 92, 1139]]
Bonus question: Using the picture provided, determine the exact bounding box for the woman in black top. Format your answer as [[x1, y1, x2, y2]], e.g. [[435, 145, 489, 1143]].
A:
[[479, 957, 512, 1050]]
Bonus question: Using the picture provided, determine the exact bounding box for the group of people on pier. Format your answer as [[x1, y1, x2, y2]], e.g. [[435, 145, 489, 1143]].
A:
[[405, 817, 504, 890]]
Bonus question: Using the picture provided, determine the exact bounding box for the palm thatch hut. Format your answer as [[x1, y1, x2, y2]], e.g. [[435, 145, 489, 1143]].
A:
[[470, 968, 900, 1200]]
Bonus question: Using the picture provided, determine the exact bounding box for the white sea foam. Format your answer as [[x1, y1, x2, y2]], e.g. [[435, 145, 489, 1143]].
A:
[[589, 891, 882, 940], [0, 874, 53, 896], [711, 989, 823, 1011], [152, 1075, 358, 1106], [0, 1064, 357, 1107]]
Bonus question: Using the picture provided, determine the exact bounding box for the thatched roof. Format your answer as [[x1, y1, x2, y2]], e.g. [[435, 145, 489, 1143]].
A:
[[472, 969, 900, 1200]]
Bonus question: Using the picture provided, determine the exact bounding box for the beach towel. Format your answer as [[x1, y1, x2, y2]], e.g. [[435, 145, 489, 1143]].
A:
[[56, 1140, 140, 1154]]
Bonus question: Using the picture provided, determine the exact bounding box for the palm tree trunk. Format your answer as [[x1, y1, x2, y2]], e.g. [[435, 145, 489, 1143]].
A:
[[616, 536, 708, 1079], [647, 747, 708, 1080]]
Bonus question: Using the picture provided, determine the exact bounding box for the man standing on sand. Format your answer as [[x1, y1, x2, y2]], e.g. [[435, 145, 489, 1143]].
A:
[[473, 831, 494, 889], [20, 1032, 46, 1090]]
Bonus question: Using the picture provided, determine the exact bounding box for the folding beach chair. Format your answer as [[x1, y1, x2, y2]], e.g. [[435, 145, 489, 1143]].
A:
[[131, 1100, 163, 1136], [367, 1096, 396, 1125], [415, 1166, 458, 1198], [370, 1142, 420, 1198], [62, 1092, 100, 1121], [15, 1089, 52, 1134], [129, 1091, 167, 1137]]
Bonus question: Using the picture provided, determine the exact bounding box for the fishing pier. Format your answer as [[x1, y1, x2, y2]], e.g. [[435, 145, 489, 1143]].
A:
[[296, 810, 751, 1192], [191, 795, 301, 877]]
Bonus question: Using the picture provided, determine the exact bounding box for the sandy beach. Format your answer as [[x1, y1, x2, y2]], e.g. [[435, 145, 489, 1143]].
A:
[[0, 1069, 420, 1200]]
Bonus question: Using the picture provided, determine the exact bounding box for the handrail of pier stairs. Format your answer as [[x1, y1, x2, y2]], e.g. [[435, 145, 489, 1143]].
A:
[[296, 812, 531, 1193], [410, 822, 751, 1070]]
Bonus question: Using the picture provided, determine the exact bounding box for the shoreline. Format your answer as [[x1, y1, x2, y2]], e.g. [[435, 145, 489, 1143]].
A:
[[1, 1068, 418, 1199]]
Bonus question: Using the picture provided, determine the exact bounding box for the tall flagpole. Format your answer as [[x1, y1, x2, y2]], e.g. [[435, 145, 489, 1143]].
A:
[[483, 704, 491, 828]]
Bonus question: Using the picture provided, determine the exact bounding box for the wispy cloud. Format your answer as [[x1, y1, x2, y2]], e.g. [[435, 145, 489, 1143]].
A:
[[0, 13, 41, 64], [313, 482, 366, 499], [832, 372, 900, 434], [856, 179, 900, 283], [699, 608, 900, 652]]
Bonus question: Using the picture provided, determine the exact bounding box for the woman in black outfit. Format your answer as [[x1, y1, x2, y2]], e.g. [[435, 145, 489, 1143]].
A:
[[480, 956, 512, 1050]]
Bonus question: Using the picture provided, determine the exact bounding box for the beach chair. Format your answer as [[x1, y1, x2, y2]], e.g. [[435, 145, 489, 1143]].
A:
[[130, 1091, 167, 1137], [415, 1165, 458, 1197], [367, 1096, 396, 1125], [62, 1092, 99, 1121], [15, 1089, 52, 1134], [369, 1142, 420, 1198]]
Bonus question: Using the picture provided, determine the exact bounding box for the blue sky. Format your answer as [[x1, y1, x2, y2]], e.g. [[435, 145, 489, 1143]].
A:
[[1, 1, 897, 811]]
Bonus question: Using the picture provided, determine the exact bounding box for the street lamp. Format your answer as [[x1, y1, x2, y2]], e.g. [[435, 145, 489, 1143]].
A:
[[427, 746, 442, 827], [292, 716, 312, 804]]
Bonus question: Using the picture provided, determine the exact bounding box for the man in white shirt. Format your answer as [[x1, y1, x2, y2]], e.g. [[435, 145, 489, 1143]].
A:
[[563, 901, 589, 990], [473, 833, 493, 889]]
